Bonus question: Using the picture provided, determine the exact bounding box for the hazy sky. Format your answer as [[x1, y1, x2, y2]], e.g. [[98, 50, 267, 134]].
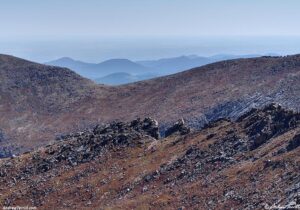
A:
[[1, 0, 300, 62], [1, 0, 300, 39]]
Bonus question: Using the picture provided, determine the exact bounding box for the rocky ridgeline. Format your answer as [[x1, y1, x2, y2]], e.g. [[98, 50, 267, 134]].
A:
[[119, 104, 300, 209], [238, 103, 300, 150], [135, 105, 300, 185], [43, 117, 193, 169], [0, 117, 191, 184], [31, 118, 160, 171], [0, 104, 300, 209]]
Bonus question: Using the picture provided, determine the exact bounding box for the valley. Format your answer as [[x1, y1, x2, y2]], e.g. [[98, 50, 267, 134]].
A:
[[1, 54, 300, 156]]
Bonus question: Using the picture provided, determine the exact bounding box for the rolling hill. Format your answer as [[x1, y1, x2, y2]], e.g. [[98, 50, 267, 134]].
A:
[[1, 54, 300, 156]]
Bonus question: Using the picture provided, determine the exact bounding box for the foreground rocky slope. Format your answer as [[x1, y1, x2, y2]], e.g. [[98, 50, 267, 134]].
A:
[[0, 104, 299, 209], [1, 54, 300, 155]]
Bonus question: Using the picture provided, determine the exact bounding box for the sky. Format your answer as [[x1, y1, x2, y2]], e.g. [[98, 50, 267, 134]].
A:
[[1, 0, 300, 62]]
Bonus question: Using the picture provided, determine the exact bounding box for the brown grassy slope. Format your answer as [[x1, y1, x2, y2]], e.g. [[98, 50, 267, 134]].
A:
[[0, 104, 299, 209], [1, 54, 300, 153], [102, 55, 300, 121], [0, 54, 108, 152]]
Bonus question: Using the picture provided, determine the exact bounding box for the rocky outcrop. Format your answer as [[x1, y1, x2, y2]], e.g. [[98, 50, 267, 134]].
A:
[[286, 133, 300, 151], [129, 118, 160, 139], [27, 118, 159, 172], [0, 105, 299, 209], [165, 119, 191, 137], [0, 147, 13, 158], [239, 103, 300, 150]]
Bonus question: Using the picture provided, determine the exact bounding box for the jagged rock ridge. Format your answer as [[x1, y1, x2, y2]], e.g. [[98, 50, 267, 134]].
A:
[[0, 104, 299, 209]]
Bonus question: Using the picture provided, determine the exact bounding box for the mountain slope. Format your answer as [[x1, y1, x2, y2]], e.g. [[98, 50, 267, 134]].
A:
[[0, 54, 103, 153], [0, 104, 299, 209], [101, 55, 300, 126], [0, 55, 97, 112], [1, 54, 300, 155]]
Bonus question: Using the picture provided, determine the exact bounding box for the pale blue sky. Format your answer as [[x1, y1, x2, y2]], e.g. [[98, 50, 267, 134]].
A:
[[1, 0, 300, 62], [1, 0, 300, 39]]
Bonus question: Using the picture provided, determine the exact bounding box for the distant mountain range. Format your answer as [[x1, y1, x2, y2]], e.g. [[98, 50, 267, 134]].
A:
[[137, 54, 260, 74], [46, 54, 279, 85], [45, 57, 151, 81], [94, 72, 158, 85]]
